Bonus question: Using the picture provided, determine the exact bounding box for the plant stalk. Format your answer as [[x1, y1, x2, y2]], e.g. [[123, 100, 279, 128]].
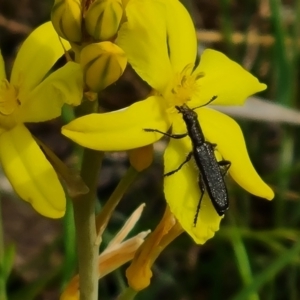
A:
[[73, 149, 103, 300]]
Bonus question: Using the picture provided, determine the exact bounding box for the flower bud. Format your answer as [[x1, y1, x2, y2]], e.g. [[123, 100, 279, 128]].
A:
[[85, 0, 123, 41], [51, 0, 82, 42], [80, 42, 127, 92]]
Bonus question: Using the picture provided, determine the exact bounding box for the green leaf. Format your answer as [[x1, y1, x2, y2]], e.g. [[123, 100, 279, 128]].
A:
[[232, 238, 300, 300], [1, 244, 15, 280]]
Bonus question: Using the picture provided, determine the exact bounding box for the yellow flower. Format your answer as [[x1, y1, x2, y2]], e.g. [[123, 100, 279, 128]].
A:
[[0, 22, 83, 218], [62, 0, 274, 242], [60, 204, 150, 300]]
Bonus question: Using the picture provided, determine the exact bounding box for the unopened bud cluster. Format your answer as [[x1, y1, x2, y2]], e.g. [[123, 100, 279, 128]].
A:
[[51, 0, 127, 92]]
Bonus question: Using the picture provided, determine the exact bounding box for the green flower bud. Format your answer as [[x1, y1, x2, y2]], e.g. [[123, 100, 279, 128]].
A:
[[85, 0, 123, 41], [51, 0, 82, 42], [81, 42, 127, 92]]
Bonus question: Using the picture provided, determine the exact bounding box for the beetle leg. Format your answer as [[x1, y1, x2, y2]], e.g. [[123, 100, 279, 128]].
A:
[[218, 160, 231, 176], [164, 152, 193, 177], [193, 176, 205, 227], [144, 128, 187, 139]]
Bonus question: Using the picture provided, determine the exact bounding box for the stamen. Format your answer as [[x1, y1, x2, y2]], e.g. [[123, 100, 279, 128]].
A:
[[0, 79, 19, 115]]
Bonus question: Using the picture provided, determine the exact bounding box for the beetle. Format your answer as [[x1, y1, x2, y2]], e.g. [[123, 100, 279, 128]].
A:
[[144, 96, 231, 226]]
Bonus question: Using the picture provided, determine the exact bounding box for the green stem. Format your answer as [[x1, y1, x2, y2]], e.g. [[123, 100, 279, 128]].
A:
[[72, 97, 102, 300], [73, 149, 104, 300], [117, 287, 137, 300], [61, 197, 76, 289], [0, 200, 7, 300], [96, 166, 139, 236]]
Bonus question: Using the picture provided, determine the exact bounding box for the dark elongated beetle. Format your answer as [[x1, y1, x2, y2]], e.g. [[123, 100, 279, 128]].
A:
[[144, 96, 231, 226]]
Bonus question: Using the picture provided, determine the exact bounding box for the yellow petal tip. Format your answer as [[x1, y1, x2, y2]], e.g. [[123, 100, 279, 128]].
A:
[[51, 210, 65, 219], [258, 82, 267, 92], [61, 125, 71, 135], [36, 206, 65, 219], [264, 186, 275, 201], [61, 124, 80, 140], [191, 229, 217, 245]]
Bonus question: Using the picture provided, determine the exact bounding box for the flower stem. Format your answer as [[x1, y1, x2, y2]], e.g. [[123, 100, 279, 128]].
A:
[[72, 98, 103, 300], [73, 149, 104, 300], [96, 166, 139, 236], [61, 197, 76, 289], [117, 287, 137, 300]]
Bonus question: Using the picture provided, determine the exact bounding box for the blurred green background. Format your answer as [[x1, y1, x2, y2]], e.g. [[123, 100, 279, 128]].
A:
[[1, 0, 300, 299]]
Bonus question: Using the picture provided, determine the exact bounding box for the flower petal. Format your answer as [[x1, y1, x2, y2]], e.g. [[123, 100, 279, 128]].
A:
[[99, 231, 150, 278], [116, 0, 172, 92], [0, 125, 66, 218], [126, 206, 180, 290], [62, 96, 171, 151], [17, 62, 83, 123], [0, 51, 6, 80], [164, 0, 197, 74], [107, 203, 146, 248], [164, 114, 222, 244], [191, 49, 266, 107], [11, 21, 71, 99], [197, 108, 274, 199]]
